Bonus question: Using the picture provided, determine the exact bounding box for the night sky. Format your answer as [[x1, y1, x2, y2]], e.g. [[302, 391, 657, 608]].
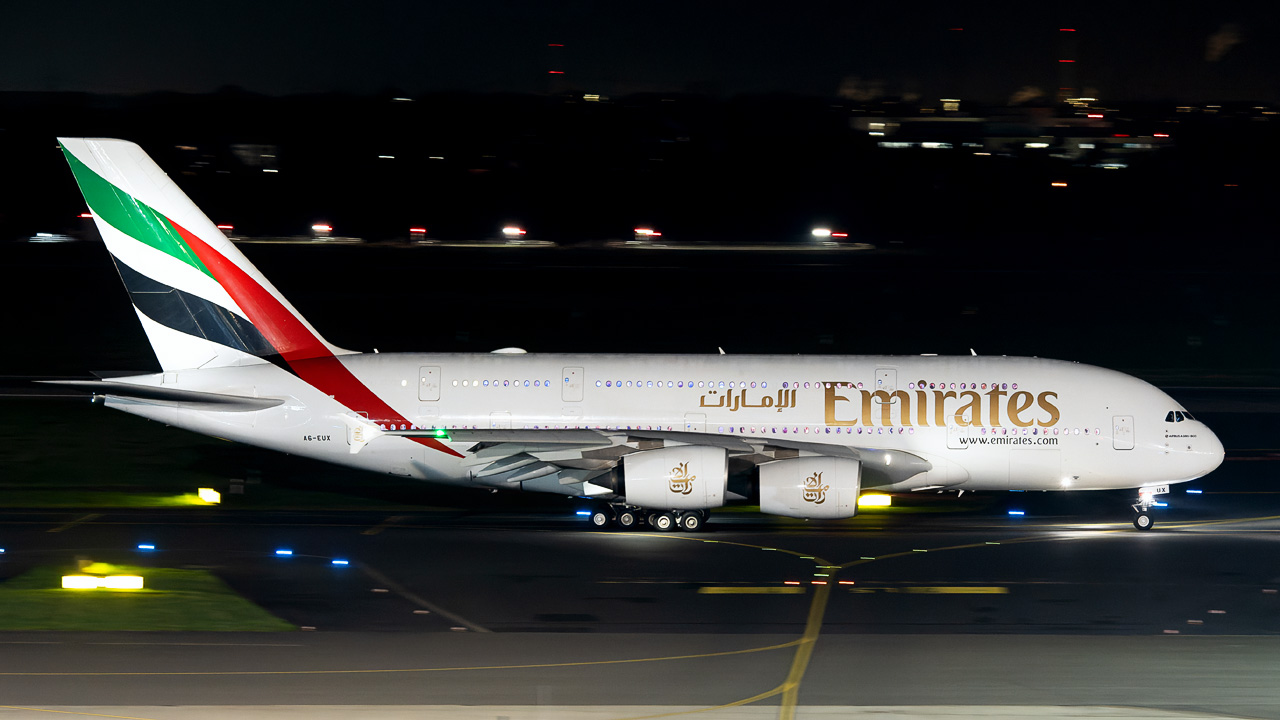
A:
[[4, 1, 1277, 102]]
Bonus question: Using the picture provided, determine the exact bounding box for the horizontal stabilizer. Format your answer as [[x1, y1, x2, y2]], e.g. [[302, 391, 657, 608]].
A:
[[38, 380, 283, 412]]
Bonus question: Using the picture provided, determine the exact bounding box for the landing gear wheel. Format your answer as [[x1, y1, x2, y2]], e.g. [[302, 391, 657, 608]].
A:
[[590, 509, 612, 528], [679, 512, 703, 532], [653, 512, 676, 532], [646, 513, 658, 527], [1134, 512, 1154, 531], [617, 511, 637, 529]]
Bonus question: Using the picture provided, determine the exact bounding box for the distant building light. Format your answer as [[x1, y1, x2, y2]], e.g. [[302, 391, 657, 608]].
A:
[[1079, 143, 1095, 149], [378, 155, 395, 159], [391, 97, 414, 102], [584, 94, 601, 102], [868, 131, 885, 136], [263, 168, 279, 173], [1051, 182, 1068, 187], [1059, 28, 1076, 31], [216, 224, 234, 231], [429, 156, 444, 160], [877, 141, 913, 149], [831, 232, 848, 238], [1025, 142, 1050, 148], [78, 212, 93, 218], [502, 226, 526, 237], [1087, 114, 1104, 118], [921, 142, 951, 149], [634, 228, 662, 238], [1154, 133, 1170, 138], [409, 227, 428, 234]]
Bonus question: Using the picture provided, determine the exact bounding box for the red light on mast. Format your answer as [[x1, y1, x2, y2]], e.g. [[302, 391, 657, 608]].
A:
[[1058, 59, 1075, 63], [548, 70, 564, 74], [1059, 28, 1076, 32]]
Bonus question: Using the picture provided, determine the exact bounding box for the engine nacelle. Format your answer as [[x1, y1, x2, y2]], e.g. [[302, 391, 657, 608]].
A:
[[759, 457, 861, 519], [623, 445, 727, 510]]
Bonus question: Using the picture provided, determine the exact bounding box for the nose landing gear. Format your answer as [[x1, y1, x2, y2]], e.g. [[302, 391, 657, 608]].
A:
[[1131, 484, 1168, 531]]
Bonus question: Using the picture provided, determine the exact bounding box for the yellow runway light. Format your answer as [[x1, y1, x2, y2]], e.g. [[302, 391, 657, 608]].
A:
[[197, 488, 221, 504], [61, 575, 145, 590], [62, 575, 101, 589], [858, 493, 892, 507], [104, 575, 144, 590]]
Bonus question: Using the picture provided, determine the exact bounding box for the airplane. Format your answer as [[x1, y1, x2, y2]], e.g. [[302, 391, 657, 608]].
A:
[[50, 137, 1224, 532]]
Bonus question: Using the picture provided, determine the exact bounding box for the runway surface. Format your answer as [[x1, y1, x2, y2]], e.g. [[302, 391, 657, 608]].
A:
[[2, 506, 1279, 719]]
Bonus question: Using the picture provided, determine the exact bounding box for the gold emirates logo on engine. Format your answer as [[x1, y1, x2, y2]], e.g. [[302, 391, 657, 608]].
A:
[[669, 462, 695, 495], [802, 472, 828, 505]]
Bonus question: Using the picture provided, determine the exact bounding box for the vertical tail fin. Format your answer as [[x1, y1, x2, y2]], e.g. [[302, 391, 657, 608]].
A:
[[59, 138, 350, 371]]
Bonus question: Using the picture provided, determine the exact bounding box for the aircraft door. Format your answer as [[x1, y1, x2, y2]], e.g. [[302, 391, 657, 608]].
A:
[[562, 367, 583, 402], [947, 417, 971, 449], [418, 366, 440, 401], [875, 368, 897, 393], [1113, 416, 1134, 450]]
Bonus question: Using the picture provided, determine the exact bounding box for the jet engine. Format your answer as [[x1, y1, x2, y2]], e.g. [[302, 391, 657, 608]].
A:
[[759, 457, 860, 519], [622, 445, 727, 510]]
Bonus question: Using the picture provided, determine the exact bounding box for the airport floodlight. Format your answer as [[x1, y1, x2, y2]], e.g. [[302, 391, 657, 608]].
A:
[[811, 228, 832, 238], [502, 226, 526, 238]]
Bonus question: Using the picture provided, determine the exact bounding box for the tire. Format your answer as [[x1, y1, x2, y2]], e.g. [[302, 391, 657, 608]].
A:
[[617, 511, 637, 529], [1133, 512, 1154, 531], [679, 512, 702, 532], [654, 512, 676, 531], [590, 509, 612, 528], [646, 513, 658, 527]]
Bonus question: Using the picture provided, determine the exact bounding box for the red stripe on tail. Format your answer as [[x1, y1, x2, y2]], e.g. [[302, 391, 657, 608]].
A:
[[168, 218, 462, 459]]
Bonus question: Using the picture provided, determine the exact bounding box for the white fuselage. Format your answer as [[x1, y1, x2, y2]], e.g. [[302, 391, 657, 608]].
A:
[[106, 352, 1224, 495]]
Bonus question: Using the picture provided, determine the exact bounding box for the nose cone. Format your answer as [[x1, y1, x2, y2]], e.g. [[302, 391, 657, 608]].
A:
[[1192, 425, 1226, 479]]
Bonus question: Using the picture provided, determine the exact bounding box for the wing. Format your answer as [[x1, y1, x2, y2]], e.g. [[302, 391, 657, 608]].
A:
[[426, 428, 937, 496]]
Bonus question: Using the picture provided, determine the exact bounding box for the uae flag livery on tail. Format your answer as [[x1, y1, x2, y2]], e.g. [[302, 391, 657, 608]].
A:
[[59, 138, 461, 458]]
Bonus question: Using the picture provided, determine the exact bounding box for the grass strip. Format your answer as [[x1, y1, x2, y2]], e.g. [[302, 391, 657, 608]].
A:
[[0, 565, 294, 631]]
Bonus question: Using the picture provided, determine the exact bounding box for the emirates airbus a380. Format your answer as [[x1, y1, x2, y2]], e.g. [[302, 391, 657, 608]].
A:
[[50, 138, 1224, 531]]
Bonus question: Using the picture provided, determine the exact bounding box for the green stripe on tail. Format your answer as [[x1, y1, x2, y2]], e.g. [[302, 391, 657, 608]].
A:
[[61, 146, 213, 279]]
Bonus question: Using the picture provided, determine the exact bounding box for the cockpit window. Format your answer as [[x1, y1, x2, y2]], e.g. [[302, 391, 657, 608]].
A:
[[1166, 410, 1194, 423], [1165, 411, 1176, 423], [1182, 410, 1195, 421]]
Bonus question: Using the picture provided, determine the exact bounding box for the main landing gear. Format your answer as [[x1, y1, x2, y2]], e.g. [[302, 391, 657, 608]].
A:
[[588, 505, 707, 532]]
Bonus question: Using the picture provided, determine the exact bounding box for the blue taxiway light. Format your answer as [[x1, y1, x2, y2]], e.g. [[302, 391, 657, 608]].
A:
[[1186, 489, 1203, 494], [575, 510, 591, 516], [275, 549, 293, 556], [137, 544, 155, 551], [0, 548, 5, 554], [1152, 502, 1168, 507], [331, 559, 349, 566], [1007, 510, 1025, 516]]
